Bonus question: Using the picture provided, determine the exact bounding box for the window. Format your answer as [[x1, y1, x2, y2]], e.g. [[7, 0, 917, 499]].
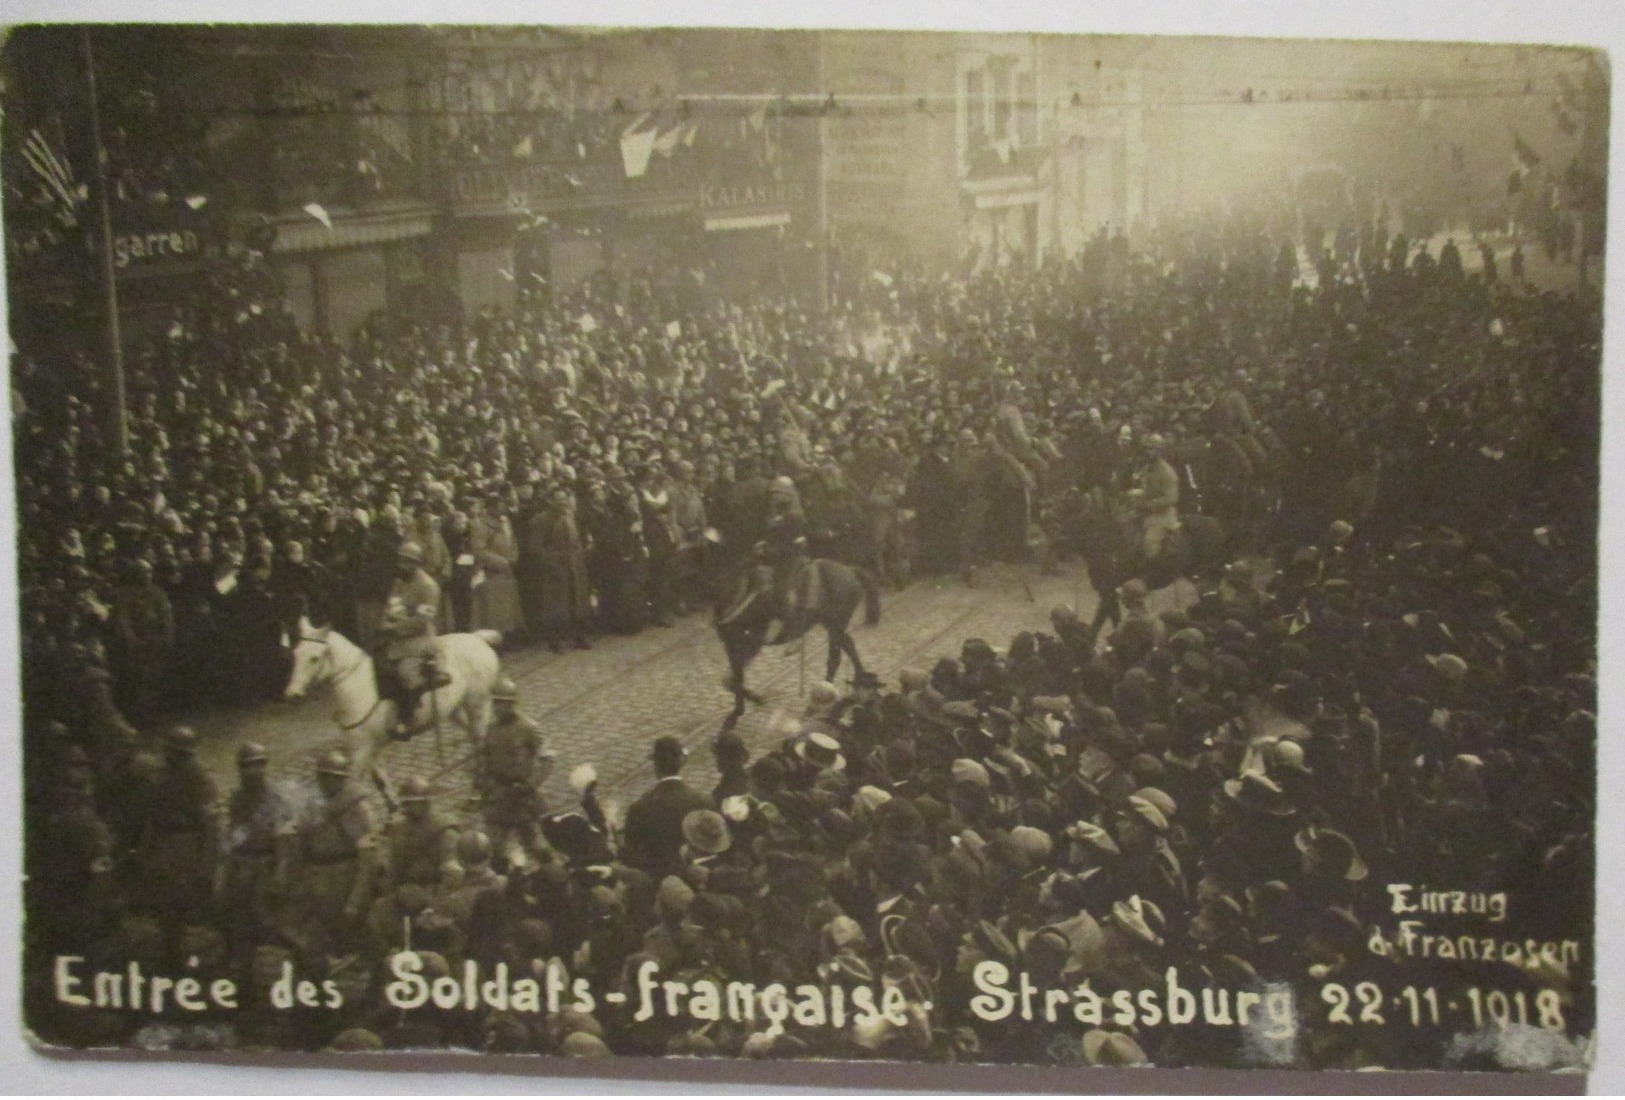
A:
[[989, 56, 1012, 143], [966, 69, 986, 147], [1016, 70, 1037, 146]]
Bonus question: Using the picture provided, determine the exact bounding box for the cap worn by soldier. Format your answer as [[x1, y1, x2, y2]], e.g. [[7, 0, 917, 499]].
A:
[[238, 742, 269, 768], [399, 776, 432, 803], [166, 726, 198, 754], [493, 677, 519, 702], [397, 541, 425, 564]]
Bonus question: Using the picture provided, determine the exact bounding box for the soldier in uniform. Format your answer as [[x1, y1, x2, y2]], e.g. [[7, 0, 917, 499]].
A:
[[436, 830, 507, 929], [287, 749, 376, 956], [479, 677, 550, 863], [1131, 434, 1182, 561], [369, 775, 457, 947], [990, 379, 1044, 561], [721, 474, 807, 637], [218, 741, 293, 960], [132, 726, 218, 932], [377, 541, 450, 740], [378, 776, 459, 895]]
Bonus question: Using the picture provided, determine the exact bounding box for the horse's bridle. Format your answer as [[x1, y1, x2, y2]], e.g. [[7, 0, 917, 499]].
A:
[[298, 631, 368, 691]]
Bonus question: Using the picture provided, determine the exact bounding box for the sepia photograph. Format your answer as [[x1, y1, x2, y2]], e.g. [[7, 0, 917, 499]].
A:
[[0, 10, 1606, 1087]]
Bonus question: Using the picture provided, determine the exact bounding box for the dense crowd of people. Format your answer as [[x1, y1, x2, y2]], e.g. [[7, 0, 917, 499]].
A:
[[19, 193, 1597, 1071]]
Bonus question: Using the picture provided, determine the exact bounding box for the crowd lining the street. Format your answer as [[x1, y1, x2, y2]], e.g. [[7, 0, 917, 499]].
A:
[[20, 196, 1597, 1071]]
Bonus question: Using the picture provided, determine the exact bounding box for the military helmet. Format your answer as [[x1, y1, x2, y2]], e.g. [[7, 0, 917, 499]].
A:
[[237, 741, 269, 767], [398, 776, 431, 802], [397, 541, 425, 564], [492, 677, 519, 702]]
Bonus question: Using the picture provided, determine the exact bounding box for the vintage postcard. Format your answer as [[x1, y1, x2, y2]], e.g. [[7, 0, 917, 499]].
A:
[[3, 21, 1600, 1081]]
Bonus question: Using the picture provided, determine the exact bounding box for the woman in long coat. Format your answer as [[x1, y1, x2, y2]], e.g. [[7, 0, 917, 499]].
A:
[[524, 484, 593, 651], [469, 496, 526, 636]]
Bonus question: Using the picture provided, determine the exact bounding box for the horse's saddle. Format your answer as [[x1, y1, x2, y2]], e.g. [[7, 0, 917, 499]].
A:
[[720, 560, 823, 644], [765, 561, 822, 643]]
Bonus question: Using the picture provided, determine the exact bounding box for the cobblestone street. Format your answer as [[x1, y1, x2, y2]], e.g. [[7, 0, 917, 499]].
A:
[[183, 562, 1193, 819]]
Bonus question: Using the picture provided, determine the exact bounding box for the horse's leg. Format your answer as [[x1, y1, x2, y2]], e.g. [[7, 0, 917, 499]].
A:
[[356, 714, 397, 810], [826, 629, 843, 682], [731, 662, 748, 721], [841, 631, 864, 676], [463, 693, 491, 753]]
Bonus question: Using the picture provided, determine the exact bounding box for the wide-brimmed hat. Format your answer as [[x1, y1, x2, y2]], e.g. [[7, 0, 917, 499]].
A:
[[1124, 794, 1170, 834], [1133, 786, 1177, 820], [795, 732, 846, 771], [1426, 652, 1470, 683], [1222, 772, 1297, 817], [951, 758, 991, 789], [820, 915, 867, 956], [1109, 895, 1166, 947], [1066, 819, 1121, 859], [1295, 825, 1368, 882], [681, 809, 732, 855]]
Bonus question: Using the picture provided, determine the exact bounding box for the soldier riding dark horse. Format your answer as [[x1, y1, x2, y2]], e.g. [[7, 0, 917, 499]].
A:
[[714, 552, 882, 726], [1077, 488, 1229, 645]]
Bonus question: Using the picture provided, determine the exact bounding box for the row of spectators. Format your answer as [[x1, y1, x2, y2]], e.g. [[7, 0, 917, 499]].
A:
[[20, 197, 1597, 1070]]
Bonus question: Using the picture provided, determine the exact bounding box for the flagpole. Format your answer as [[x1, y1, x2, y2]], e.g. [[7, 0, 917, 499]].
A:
[[815, 34, 831, 316], [82, 27, 128, 459]]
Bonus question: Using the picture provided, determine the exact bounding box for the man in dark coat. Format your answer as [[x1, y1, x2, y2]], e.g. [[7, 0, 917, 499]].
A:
[[524, 484, 593, 651], [909, 431, 958, 577], [109, 557, 173, 723], [620, 736, 710, 882]]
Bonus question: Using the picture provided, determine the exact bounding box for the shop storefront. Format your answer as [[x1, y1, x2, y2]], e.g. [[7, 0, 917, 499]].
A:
[[267, 201, 435, 339]]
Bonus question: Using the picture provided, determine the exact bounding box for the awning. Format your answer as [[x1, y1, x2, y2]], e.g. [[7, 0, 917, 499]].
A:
[[704, 211, 792, 232], [269, 202, 435, 254]]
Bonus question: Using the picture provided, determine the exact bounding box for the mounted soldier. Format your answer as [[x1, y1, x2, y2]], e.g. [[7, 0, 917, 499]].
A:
[[721, 474, 809, 643], [989, 378, 1047, 560], [1130, 434, 1181, 562], [377, 541, 451, 740]]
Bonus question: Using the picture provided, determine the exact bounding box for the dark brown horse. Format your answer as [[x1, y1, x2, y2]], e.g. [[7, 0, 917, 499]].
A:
[[715, 559, 881, 724], [1077, 493, 1229, 638]]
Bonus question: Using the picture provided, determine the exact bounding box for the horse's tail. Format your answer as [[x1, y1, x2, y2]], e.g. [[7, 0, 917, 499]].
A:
[[859, 567, 882, 626], [473, 629, 503, 650]]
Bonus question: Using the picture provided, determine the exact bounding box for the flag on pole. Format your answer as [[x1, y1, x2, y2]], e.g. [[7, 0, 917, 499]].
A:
[[20, 128, 80, 225], [619, 112, 658, 178]]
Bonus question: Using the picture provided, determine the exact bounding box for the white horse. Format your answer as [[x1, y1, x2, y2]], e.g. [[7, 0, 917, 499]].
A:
[[283, 616, 502, 787]]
